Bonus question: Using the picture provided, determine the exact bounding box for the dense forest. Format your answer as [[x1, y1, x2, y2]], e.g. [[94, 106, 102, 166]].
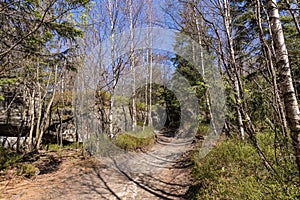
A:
[[1, 0, 300, 199]]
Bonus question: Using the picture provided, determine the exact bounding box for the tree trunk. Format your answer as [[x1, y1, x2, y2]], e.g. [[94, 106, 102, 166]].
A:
[[193, 4, 217, 135], [28, 89, 35, 151], [129, 0, 137, 130], [143, 48, 149, 128], [267, 0, 300, 177], [255, 0, 289, 147], [148, 26, 153, 127], [108, 0, 116, 138], [222, 0, 245, 139], [36, 65, 58, 149]]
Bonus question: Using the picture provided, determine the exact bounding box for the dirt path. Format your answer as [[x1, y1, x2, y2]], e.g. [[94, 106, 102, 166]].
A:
[[1, 131, 194, 199]]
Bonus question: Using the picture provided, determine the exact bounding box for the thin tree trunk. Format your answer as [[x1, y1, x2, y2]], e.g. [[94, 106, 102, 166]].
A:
[[36, 65, 58, 149], [193, 4, 217, 135], [17, 88, 28, 152], [267, 0, 300, 177], [222, 0, 245, 139], [108, 0, 117, 138], [129, 0, 137, 130], [143, 49, 149, 128], [34, 65, 43, 149], [28, 89, 35, 151], [284, 0, 300, 35], [148, 26, 153, 127]]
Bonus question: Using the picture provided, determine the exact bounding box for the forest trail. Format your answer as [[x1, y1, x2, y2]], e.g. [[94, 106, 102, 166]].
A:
[[1, 131, 194, 199]]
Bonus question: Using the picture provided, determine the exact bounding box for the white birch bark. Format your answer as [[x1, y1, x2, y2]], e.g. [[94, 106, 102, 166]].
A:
[[129, 0, 137, 129], [147, 1, 153, 127], [108, 0, 117, 138], [222, 0, 245, 139], [255, 0, 289, 144], [193, 3, 218, 135], [267, 0, 300, 176], [36, 64, 58, 149]]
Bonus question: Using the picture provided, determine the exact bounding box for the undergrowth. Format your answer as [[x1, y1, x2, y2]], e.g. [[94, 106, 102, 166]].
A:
[[19, 163, 39, 178], [189, 132, 300, 200], [0, 146, 21, 170], [44, 142, 82, 151], [114, 127, 155, 151]]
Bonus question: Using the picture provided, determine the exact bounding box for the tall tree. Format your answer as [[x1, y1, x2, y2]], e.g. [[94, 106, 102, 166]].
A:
[[267, 0, 300, 177], [0, 0, 90, 150]]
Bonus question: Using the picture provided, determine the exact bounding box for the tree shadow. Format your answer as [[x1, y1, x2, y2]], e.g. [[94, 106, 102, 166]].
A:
[[34, 154, 62, 175], [107, 158, 191, 199], [159, 128, 178, 138]]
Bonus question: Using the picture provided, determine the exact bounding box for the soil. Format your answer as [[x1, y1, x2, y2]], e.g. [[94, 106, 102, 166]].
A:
[[0, 130, 194, 200]]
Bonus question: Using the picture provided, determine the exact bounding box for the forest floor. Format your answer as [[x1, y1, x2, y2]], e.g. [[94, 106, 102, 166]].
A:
[[0, 130, 194, 200]]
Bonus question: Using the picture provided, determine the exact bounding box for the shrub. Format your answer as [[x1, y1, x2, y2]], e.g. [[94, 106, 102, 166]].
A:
[[63, 142, 82, 149], [189, 133, 300, 200], [47, 144, 61, 151], [115, 127, 155, 151], [0, 146, 21, 170], [196, 123, 209, 138], [19, 163, 39, 178]]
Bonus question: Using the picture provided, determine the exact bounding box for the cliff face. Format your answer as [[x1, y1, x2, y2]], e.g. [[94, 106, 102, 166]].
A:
[[1, 83, 174, 149], [0, 83, 77, 149], [0, 84, 31, 136]]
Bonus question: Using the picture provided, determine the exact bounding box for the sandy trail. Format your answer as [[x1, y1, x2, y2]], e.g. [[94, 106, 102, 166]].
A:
[[1, 131, 194, 200]]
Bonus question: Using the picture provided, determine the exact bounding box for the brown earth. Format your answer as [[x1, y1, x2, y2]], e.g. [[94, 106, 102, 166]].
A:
[[0, 131, 194, 200]]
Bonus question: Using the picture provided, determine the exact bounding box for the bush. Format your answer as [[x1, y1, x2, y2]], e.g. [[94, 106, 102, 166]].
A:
[[0, 146, 21, 170], [115, 127, 155, 151], [47, 144, 61, 151], [189, 133, 300, 200], [44, 142, 82, 152], [19, 163, 39, 178], [64, 142, 82, 149], [196, 123, 209, 138]]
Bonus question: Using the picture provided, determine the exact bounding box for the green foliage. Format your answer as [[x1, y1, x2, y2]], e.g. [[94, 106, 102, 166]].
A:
[[46, 142, 82, 151], [196, 123, 209, 138], [0, 147, 21, 170], [49, 21, 84, 39], [244, 74, 273, 124], [96, 90, 111, 106], [64, 142, 82, 149], [83, 133, 117, 157], [47, 144, 62, 151], [281, 22, 300, 99], [115, 127, 155, 151], [0, 78, 17, 85], [45, 144, 63, 156], [136, 101, 146, 110], [189, 133, 300, 200], [19, 163, 38, 178], [135, 83, 181, 128]]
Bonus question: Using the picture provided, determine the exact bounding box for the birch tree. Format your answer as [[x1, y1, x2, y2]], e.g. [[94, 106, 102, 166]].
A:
[[129, 0, 137, 129], [267, 0, 300, 176], [107, 0, 122, 137], [221, 0, 245, 139], [146, 0, 154, 127], [191, 1, 218, 135], [255, 0, 289, 149]]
